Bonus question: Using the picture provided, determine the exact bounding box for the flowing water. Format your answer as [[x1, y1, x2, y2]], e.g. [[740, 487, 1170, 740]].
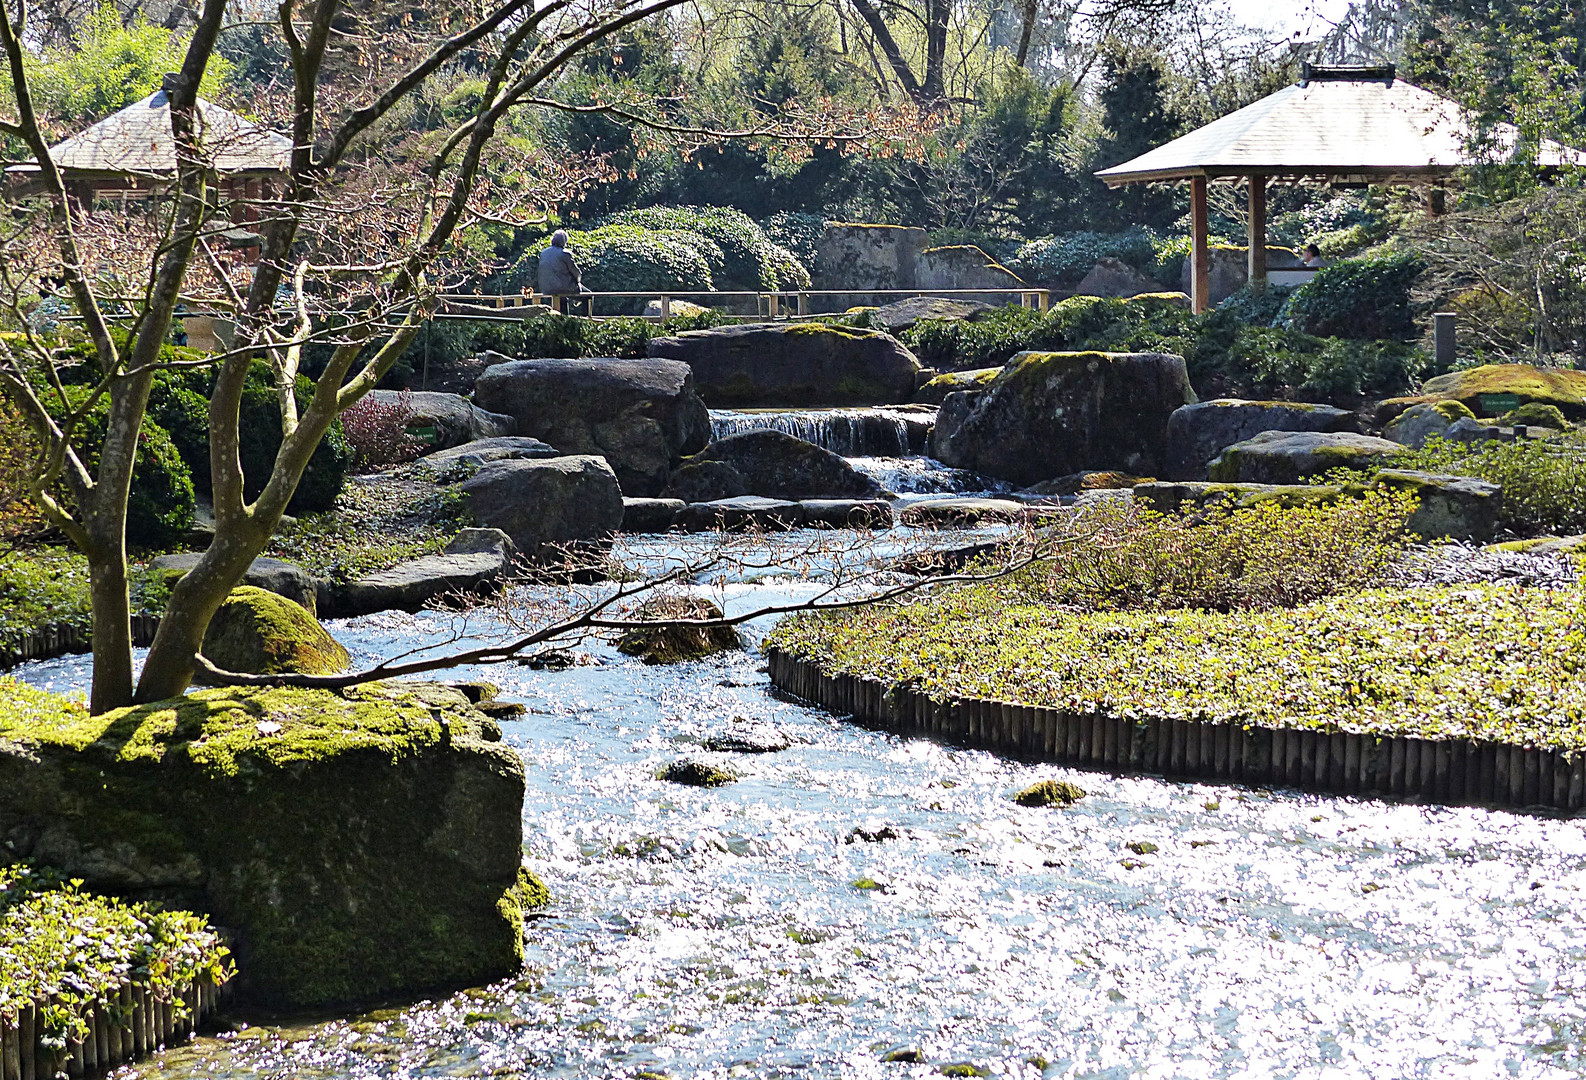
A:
[[709, 408, 934, 458], [15, 531, 1586, 1080]]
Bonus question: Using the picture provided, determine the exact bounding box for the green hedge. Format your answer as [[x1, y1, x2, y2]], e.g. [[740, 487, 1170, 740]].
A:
[[902, 295, 1427, 406], [1282, 249, 1423, 339], [606, 205, 810, 288]]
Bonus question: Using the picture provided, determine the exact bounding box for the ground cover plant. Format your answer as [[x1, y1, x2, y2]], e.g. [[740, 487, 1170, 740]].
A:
[[0, 861, 232, 1052], [767, 582, 1586, 747], [0, 547, 90, 648], [1017, 494, 1414, 612]]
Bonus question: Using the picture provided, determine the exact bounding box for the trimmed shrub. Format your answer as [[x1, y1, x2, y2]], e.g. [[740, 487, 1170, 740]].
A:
[[606, 205, 810, 288], [53, 385, 195, 548], [1009, 227, 1160, 287], [761, 211, 826, 269], [237, 362, 352, 514], [1282, 249, 1424, 339]]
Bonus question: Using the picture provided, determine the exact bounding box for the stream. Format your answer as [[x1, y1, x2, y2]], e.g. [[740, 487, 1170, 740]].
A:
[[14, 525, 1586, 1079]]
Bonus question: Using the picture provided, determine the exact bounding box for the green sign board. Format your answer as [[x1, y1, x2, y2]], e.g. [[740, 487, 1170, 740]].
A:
[[408, 425, 439, 445], [1478, 393, 1522, 416]]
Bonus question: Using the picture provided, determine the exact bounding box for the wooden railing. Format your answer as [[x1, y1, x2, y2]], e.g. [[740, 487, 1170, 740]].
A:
[[440, 287, 1051, 320]]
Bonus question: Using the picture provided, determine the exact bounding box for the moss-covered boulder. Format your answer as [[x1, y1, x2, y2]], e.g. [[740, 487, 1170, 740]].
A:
[[1383, 400, 1475, 449], [1373, 469, 1502, 542], [646, 323, 921, 407], [616, 595, 741, 664], [1502, 402, 1570, 430], [1208, 430, 1405, 484], [1418, 364, 1586, 418], [0, 678, 535, 1010], [1164, 399, 1356, 481], [1013, 779, 1085, 807], [928, 351, 1195, 486], [199, 586, 349, 680], [914, 366, 1000, 405]]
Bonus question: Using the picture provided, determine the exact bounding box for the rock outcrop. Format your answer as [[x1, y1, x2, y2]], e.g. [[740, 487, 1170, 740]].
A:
[[665, 430, 884, 501], [646, 323, 921, 408], [364, 390, 514, 451], [1207, 431, 1407, 484], [621, 497, 685, 533], [615, 595, 741, 664], [1164, 399, 1357, 480], [929, 351, 1195, 486], [1075, 257, 1162, 298], [873, 296, 994, 333], [472, 356, 710, 496], [1417, 363, 1586, 418], [672, 496, 807, 532], [459, 455, 625, 558], [914, 367, 1000, 405], [0, 679, 534, 1010], [423, 435, 561, 472], [1374, 469, 1503, 542]]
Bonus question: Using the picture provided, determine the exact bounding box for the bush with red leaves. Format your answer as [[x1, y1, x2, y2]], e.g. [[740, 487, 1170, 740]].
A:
[[341, 391, 422, 473]]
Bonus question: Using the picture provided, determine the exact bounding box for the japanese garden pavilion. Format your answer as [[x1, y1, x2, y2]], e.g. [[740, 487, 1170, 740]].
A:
[[1095, 64, 1585, 313]]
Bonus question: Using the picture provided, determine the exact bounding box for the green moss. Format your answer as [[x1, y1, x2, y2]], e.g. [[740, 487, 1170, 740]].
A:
[[1013, 779, 1086, 807], [1503, 402, 1570, 430], [767, 581, 1586, 748], [1421, 364, 1586, 417], [0, 678, 455, 773], [1431, 399, 1477, 422], [783, 323, 878, 340], [0, 679, 527, 1010], [201, 586, 349, 677], [938, 1064, 990, 1077], [922, 367, 1000, 394], [656, 759, 739, 787]]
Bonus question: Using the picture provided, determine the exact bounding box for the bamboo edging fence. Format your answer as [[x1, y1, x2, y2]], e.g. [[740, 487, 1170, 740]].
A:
[[0, 616, 159, 671], [766, 649, 1586, 812], [0, 973, 223, 1080]]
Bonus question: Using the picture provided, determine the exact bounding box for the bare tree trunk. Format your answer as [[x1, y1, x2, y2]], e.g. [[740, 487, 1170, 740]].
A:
[[921, 0, 949, 101], [85, 540, 134, 714], [849, 0, 923, 98], [1016, 0, 1038, 66]]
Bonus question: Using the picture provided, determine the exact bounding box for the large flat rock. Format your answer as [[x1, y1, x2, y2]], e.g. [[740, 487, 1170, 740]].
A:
[[1208, 430, 1406, 484], [665, 430, 884, 502], [1164, 399, 1356, 481], [331, 529, 516, 616], [646, 323, 921, 408], [147, 553, 321, 615]]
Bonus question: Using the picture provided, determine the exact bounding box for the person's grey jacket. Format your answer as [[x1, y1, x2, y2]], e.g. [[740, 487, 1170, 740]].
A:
[[538, 245, 586, 295]]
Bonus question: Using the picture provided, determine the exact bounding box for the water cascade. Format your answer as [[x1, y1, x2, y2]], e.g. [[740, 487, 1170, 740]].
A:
[[709, 407, 934, 458]]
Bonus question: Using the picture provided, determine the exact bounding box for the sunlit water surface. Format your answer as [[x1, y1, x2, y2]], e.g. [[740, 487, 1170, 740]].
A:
[[14, 531, 1586, 1080]]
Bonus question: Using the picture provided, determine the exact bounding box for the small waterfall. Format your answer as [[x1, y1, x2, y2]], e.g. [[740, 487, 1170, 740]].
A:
[[848, 456, 1009, 495], [709, 407, 934, 458]]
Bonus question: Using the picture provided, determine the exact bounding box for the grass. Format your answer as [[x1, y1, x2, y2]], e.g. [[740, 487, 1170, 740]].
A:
[[767, 582, 1586, 748]]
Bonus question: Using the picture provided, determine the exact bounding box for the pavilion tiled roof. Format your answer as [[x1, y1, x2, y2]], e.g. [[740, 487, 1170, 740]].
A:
[[41, 89, 291, 176], [1096, 67, 1584, 186]]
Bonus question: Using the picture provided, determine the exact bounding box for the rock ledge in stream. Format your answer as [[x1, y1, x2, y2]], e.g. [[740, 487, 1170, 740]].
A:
[[330, 528, 516, 616], [0, 679, 536, 1010]]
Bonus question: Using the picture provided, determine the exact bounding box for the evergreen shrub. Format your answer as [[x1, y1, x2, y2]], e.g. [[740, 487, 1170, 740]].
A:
[[1282, 249, 1424, 339]]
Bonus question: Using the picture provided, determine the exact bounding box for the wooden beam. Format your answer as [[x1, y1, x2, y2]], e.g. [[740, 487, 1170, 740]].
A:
[[1247, 174, 1267, 291], [1190, 176, 1210, 314]]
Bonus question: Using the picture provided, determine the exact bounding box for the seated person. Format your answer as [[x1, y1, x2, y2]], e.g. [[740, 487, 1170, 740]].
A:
[[538, 230, 592, 313], [1302, 243, 1324, 268]]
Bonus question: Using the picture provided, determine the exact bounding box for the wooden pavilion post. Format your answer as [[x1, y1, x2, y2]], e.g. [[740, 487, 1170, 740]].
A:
[[1246, 174, 1267, 292], [1189, 175, 1210, 314]]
